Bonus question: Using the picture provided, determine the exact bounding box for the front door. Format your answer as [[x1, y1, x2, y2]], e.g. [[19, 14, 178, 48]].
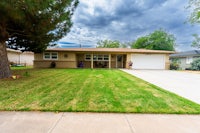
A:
[[116, 55, 123, 68]]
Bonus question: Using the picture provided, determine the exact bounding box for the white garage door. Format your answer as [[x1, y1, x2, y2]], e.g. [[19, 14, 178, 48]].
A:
[[131, 54, 165, 69]]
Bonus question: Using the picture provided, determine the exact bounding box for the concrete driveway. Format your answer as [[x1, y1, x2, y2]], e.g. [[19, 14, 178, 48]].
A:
[[121, 69, 200, 104]]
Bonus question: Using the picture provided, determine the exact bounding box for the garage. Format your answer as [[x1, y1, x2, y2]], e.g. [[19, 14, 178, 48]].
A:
[[131, 54, 165, 69]]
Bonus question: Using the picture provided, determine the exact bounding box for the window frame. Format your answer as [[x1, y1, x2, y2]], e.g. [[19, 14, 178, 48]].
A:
[[85, 54, 91, 61], [44, 52, 51, 60], [186, 56, 193, 64], [103, 55, 109, 61], [51, 52, 58, 60], [43, 52, 58, 60], [84, 54, 109, 61]]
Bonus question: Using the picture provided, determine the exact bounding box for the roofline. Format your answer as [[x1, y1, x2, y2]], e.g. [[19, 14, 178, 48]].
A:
[[6, 48, 21, 53], [45, 48, 175, 54], [170, 50, 200, 57], [170, 55, 200, 58]]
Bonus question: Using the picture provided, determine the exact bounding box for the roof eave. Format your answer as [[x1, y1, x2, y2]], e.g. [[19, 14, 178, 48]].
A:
[[45, 48, 175, 54]]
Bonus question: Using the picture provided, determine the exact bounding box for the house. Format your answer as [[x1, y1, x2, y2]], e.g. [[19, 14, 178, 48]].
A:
[[7, 48, 34, 66], [170, 50, 200, 70], [34, 48, 174, 69]]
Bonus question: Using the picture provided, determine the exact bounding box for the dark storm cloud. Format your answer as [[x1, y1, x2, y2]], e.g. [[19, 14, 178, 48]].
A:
[[74, 4, 118, 28], [75, 0, 167, 29], [60, 0, 200, 51]]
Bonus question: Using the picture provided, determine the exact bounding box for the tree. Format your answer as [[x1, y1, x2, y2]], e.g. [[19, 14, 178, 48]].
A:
[[120, 42, 129, 48], [97, 40, 121, 48], [148, 29, 175, 51], [191, 34, 200, 49], [188, 0, 200, 49], [131, 29, 175, 51], [190, 58, 200, 70], [188, 0, 200, 24], [0, 0, 78, 78], [96, 39, 129, 48], [131, 36, 149, 49]]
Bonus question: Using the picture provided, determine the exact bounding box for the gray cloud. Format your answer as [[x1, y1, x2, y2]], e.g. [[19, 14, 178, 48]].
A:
[[59, 0, 200, 51]]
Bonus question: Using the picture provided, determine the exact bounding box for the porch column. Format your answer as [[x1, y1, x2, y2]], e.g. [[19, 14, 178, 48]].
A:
[[91, 53, 93, 69], [109, 54, 111, 69]]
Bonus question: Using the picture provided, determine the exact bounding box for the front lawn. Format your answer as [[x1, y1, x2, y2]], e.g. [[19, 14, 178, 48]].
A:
[[10, 66, 33, 70], [0, 69, 200, 114]]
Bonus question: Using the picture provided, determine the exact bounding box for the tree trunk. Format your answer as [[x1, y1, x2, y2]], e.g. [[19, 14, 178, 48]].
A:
[[0, 41, 11, 79]]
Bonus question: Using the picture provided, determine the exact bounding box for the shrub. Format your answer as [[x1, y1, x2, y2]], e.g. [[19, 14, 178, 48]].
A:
[[50, 62, 56, 68], [170, 58, 180, 70], [190, 58, 200, 70]]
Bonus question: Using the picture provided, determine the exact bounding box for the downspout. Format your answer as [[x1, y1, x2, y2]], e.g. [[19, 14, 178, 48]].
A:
[[91, 53, 93, 69], [109, 54, 111, 69], [19, 52, 21, 64]]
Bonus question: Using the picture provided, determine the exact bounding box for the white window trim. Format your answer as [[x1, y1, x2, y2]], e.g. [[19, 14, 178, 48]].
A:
[[186, 56, 193, 64], [43, 52, 58, 60], [85, 54, 91, 61], [85, 54, 110, 61], [51, 52, 58, 60], [94, 54, 109, 61], [44, 52, 51, 60]]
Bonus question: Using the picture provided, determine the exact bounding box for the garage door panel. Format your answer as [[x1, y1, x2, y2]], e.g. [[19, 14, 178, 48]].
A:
[[132, 54, 165, 69]]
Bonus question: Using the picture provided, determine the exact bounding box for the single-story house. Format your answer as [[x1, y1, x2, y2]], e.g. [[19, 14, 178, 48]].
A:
[[7, 48, 34, 66], [170, 50, 200, 70], [34, 48, 174, 69]]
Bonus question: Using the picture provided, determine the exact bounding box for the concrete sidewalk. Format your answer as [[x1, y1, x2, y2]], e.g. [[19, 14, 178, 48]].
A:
[[121, 69, 200, 104], [1, 112, 200, 133]]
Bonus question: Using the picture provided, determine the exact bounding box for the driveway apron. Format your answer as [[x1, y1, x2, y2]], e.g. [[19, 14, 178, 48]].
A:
[[121, 69, 200, 104]]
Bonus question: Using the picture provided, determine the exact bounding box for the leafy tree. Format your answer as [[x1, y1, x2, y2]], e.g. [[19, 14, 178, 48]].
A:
[[0, 0, 78, 78], [131, 29, 175, 51], [97, 40, 129, 48], [131, 36, 149, 49], [120, 42, 129, 48], [188, 0, 200, 24], [148, 29, 175, 51], [191, 34, 200, 49], [190, 58, 200, 70], [188, 1, 200, 49], [97, 40, 121, 48]]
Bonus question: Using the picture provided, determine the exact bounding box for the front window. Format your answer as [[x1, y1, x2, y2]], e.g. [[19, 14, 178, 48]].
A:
[[51, 52, 58, 59], [85, 54, 110, 61], [104, 55, 109, 60], [44, 52, 58, 60], [98, 55, 103, 60], [93, 55, 97, 61], [44, 52, 51, 59], [85, 54, 91, 60], [186, 57, 193, 64]]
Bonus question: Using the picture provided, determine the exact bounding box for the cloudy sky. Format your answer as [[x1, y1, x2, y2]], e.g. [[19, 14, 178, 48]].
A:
[[59, 0, 200, 51]]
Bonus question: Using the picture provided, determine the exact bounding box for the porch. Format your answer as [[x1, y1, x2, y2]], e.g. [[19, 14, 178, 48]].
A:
[[76, 54, 127, 69]]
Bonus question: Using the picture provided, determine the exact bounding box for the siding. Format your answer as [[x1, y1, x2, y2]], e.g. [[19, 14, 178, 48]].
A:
[[165, 54, 170, 70], [34, 52, 76, 68], [34, 50, 171, 69], [7, 49, 34, 66]]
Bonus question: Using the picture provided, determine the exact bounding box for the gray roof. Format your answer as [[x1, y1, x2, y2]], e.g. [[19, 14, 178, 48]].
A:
[[170, 50, 200, 57]]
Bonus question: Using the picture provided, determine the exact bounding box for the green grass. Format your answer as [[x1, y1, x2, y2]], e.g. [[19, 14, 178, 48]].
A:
[[0, 68, 200, 114], [10, 66, 33, 70]]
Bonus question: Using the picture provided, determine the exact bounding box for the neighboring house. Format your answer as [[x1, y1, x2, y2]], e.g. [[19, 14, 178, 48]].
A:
[[170, 50, 200, 70], [34, 48, 174, 70], [7, 48, 34, 66]]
